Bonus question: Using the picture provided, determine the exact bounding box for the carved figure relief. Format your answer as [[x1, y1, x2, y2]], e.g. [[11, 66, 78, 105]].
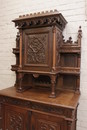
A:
[[26, 33, 48, 64]]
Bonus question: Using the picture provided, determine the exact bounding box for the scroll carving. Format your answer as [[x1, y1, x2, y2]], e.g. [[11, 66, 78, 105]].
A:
[[26, 34, 48, 64], [0, 96, 74, 119], [38, 120, 57, 130], [8, 111, 23, 130]]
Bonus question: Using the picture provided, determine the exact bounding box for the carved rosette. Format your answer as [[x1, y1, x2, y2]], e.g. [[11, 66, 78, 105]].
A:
[[26, 34, 48, 64]]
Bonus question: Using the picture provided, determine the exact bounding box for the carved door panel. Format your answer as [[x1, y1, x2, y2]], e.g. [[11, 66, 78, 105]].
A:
[[22, 27, 52, 72], [4, 104, 31, 130], [31, 112, 67, 130]]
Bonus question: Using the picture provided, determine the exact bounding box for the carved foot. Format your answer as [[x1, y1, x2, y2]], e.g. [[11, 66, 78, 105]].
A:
[[49, 93, 56, 98]]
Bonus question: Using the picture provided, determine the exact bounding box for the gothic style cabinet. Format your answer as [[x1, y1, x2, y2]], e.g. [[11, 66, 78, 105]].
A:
[[0, 10, 82, 130], [12, 10, 67, 97]]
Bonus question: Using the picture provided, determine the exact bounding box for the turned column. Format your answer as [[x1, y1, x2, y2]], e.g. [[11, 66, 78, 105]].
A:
[[49, 75, 57, 98]]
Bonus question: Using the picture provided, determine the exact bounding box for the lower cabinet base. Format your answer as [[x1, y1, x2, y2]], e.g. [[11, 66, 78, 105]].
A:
[[1, 104, 77, 130], [0, 87, 79, 130]]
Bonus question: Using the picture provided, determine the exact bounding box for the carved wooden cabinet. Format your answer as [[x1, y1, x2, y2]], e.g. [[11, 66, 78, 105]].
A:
[[12, 10, 67, 97], [0, 10, 82, 130]]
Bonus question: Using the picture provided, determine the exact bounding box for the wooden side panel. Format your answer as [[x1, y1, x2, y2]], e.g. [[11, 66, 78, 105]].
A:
[[61, 54, 78, 67], [57, 75, 77, 91]]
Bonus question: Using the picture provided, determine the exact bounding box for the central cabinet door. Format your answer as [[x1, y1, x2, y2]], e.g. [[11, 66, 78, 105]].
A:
[[22, 27, 53, 72], [31, 112, 67, 130]]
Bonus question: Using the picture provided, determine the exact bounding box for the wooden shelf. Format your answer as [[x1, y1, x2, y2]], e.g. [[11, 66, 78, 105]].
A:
[[59, 67, 80, 75], [11, 65, 19, 71]]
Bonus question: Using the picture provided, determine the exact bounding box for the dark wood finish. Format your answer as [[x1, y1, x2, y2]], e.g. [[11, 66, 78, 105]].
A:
[[0, 10, 82, 130], [11, 10, 82, 97], [0, 87, 79, 130]]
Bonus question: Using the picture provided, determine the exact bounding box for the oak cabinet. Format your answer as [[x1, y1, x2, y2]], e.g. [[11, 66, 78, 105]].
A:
[[0, 10, 82, 130]]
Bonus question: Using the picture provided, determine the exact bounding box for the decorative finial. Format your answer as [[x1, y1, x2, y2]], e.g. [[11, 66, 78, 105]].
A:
[[41, 11, 45, 14], [62, 35, 65, 42], [78, 26, 82, 38], [67, 37, 72, 43], [54, 9, 58, 12], [50, 10, 53, 13]]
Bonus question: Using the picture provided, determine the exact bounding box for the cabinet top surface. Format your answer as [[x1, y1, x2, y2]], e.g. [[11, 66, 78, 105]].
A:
[[12, 10, 67, 30], [0, 87, 80, 109]]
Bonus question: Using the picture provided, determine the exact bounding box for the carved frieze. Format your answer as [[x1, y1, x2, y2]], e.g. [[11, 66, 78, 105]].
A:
[[13, 10, 67, 31], [56, 29, 62, 66], [0, 96, 74, 120]]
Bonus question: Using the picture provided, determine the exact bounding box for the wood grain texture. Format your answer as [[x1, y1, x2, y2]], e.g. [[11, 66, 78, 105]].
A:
[[0, 87, 80, 109]]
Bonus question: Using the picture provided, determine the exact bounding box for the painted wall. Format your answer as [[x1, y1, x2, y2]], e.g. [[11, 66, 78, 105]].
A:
[[0, 0, 87, 129]]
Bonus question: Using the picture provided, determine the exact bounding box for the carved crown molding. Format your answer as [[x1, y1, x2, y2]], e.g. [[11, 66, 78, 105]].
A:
[[12, 10, 67, 31]]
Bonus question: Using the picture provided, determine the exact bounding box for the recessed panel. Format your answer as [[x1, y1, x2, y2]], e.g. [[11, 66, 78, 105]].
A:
[[63, 75, 76, 90], [61, 54, 77, 67], [25, 33, 48, 65], [22, 27, 52, 71]]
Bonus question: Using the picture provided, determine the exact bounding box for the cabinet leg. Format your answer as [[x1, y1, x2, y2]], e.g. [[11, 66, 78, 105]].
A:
[[17, 73, 24, 92], [49, 75, 56, 98]]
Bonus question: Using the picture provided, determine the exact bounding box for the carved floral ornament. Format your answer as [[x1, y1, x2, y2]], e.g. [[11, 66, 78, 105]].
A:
[[0, 96, 75, 119], [26, 34, 47, 64], [9, 113, 23, 130]]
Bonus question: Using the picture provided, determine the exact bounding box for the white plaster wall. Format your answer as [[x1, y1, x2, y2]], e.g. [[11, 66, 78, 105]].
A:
[[0, 0, 87, 129]]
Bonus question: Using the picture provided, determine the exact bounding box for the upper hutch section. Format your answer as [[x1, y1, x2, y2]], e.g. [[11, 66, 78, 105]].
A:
[[12, 10, 67, 30], [12, 10, 82, 97]]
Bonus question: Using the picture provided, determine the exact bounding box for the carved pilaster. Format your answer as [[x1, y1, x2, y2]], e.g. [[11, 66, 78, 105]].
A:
[[52, 26, 56, 71], [19, 29, 22, 69]]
